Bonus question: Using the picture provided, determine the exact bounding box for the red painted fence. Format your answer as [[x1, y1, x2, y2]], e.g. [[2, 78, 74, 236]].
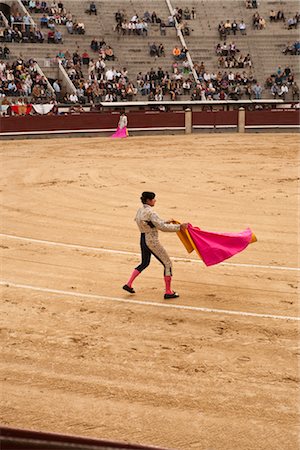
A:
[[0, 109, 299, 135]]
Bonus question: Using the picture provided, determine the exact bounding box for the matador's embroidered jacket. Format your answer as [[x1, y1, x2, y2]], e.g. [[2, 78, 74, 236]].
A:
[[135, 204, 180, 235]]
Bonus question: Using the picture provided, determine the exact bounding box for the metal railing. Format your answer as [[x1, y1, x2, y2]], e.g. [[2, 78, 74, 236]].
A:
[[16, 0, 37, 28], [165, 0, 199, 83]]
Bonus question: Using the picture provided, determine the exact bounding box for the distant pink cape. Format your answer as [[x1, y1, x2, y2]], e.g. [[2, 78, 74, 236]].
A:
[[187, 224, 254, 266], [111, 126, 128, 138]]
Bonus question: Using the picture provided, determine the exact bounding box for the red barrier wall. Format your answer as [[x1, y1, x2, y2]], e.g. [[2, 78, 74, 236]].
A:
[[193, 110, 238, 126], [245, 109, 300, 126], [1, 109, 299, 135], [0, 111, 185, 133]]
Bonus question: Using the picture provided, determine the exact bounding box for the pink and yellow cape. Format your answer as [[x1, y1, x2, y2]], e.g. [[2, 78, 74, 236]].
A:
[[111, 126, 129, 138], [176, 223, 257, 266]]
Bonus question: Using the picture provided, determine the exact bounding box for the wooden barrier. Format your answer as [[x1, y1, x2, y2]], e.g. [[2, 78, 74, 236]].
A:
[[0, 109, 299, 136]]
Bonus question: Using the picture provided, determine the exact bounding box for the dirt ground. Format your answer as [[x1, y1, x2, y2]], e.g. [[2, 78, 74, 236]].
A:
[[0, 134, 299, 450]]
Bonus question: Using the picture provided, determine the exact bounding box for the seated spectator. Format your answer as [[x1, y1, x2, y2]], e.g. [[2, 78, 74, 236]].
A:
[[231, 20, 238, 35], [149, 42, 158, 57], [283, 41, 300, 55], [224, 19, 231, 34], [183, 7, 191, 20], [143, 11, 151, 23], [54, 29, 62, 43], [277, 10, 285, 22], [157, 43, 165, 57], [66, 19, 73, 33], [287, 16, 297, 29], [269, 10, 276, 22], [40, 14, 48, 27], [104, 46, 114, 60], [74, 21, 85, 34], [160, 21, 166, 35], [167, 15, 175, 27], [90, 37, 98, 51], [278, 83, 288, 99], [3, 45, 10, 59], [88, 2, 97, 15], [182, 78, 191, 94], [291, 81, 299, 100], [239, 20, 247, 34], [82, 50, 90, 64], [47, 29, 55, 42], [172, 45, 181, 58]]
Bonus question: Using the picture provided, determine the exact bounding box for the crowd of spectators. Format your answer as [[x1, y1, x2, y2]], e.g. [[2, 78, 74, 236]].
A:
[[149, 42, 165, 57], [216, 42, 252, 69], [265, 65, 297, 100], [192, 62, 263, 100], [85, 2, 97, 16], [269, 10, 285, 22], [287, 13, 300, 30], [283, 41, 300, 55], [0, 2, 45, 43], [0, 57, 53, 100], [136, 58, 192, 101], [90, 38, 115, 60], [252, 12, 266, 29], [218, 20, 247, 39], [57, 49, 138, 103], [38, 4, 85, 36], [114, 10, 169, 36], [245, 0, 258, 8], [0, 45, 10, 59]]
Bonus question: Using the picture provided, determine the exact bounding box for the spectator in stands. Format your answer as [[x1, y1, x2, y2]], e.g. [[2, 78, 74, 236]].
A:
[[252, 82, 262, 98], [231, 19, 238, 35], [291, 81, 299, 100], [239, 20, 247, 34], [157, 43, 165, 57], [69, 92, 78, 103], [54, 29, 62, 43], [90, 37, 98, 51], [66, 18, 73, 33], [277, 10, 285, 22], [74, 21, 85, 34], [167, 14, 175, 27], [149, 42, 158, 57], [47, 29, 55, 42], [269, 10, 276, 22], [81, 50, 90, 65], [283, 41, 300, 55], [278, 83, 288, 99], [287, 16, 297, 29], [172, 45, 181, 59], [52, 79, 61, 100], [183, 7, 191, 20], [88, 2, 97, 15], [40, 14, 48, 27], [143, 11, 151, 23], [3, 45, 10, 59]]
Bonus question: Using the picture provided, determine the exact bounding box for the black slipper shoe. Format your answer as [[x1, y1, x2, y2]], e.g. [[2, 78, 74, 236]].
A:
[[164, 292, 179, 299], [123, 284, 135, 294]]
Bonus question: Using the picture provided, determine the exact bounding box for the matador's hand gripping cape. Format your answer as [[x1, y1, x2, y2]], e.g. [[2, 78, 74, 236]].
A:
[[174, 222, 257, 266]]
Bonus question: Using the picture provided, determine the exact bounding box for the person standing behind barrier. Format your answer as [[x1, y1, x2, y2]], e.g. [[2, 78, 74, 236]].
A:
[[111, 111, 128, 138], [123, 192, 188, 299]]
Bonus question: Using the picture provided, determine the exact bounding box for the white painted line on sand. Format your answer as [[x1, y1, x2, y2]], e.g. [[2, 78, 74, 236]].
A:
[[1, 233, 299, 272], [1, 280, 299, 322]]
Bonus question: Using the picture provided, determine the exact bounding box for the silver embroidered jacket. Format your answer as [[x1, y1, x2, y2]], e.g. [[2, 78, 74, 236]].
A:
[[135, 204, 180, 234]]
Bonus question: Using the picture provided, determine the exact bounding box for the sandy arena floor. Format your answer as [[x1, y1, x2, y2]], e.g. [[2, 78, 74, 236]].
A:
[[0, 134, 299, 450]]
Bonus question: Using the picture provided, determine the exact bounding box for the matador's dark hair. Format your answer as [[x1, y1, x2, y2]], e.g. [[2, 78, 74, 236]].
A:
[[141, 191, 156, 204]]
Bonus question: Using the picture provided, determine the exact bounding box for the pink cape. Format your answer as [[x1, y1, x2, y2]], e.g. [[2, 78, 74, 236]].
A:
[[186, 224, 255, 266], [111, 126, 128, 138]]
